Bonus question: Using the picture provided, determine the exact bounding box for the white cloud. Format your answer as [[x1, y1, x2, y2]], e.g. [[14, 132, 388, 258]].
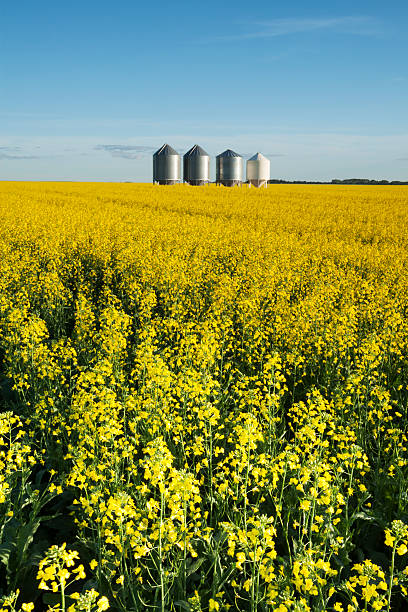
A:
[[0, 145, 44, 160], [95, 144, 156, 159]]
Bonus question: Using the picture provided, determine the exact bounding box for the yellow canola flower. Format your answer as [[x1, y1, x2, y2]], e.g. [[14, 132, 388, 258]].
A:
[[235, 551, 246, 569], [97, 596, 110, 611], [385, 532, 395, 550], [299, 499, 311, 512], [57, 568, 70, 585]]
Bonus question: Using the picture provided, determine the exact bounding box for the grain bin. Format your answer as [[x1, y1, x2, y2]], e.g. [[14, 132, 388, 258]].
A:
[[216, 149, 243, 186], [246, 153, 270, 187], [153, 144, 181, 184], [183, 145, 210, 185]]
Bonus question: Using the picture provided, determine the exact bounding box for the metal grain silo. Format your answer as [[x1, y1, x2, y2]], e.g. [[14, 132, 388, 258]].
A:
[[216, 149, 243, 186], [247, 153, 270, 187], [153, 144, 181, 185], [183, 145, 210, 185]]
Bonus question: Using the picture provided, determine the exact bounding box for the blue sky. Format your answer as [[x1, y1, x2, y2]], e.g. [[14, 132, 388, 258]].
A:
[[1, 0, 408, 181]]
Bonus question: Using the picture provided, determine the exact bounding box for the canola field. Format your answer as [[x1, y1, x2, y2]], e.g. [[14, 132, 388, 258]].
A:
[[1, 181, 408, 612]]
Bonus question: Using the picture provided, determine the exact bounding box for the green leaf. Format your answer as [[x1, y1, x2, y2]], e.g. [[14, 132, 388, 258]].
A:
[[0, 542, 13, 566], [174, 602, 191, 611], [186, 556, 205, 577]]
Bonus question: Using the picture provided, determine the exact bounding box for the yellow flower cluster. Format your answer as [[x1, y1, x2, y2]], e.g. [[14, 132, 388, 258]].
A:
[[384, 520, 408, 556], [37, 543, 85, 591], [1, 182, 408, 610], [0, 590, 34, 612], [0, 412, 36, 504], [37, 544, 109, 612], [345, 560, 388, 611]]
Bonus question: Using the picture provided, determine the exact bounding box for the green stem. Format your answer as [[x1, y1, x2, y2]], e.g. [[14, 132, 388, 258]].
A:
[[208, 422, 213, 522], [61, 582, 65, 612], [183, 499, 187, 596], [159, 489, 165, 612], [243, 443, 251, 531], [387, 544, 397, 612], [250, 540, 259, 612]]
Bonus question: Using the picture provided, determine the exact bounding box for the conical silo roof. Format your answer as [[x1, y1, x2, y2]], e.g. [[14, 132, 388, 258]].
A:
[[184, 144, 209, 157], [154, 144, 179, 156], [217, 149, 241, 158], [248, 152, 268, 161]]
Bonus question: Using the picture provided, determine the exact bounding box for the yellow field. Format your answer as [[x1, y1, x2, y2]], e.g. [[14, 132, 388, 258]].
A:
[[1, 182, 408, 612]]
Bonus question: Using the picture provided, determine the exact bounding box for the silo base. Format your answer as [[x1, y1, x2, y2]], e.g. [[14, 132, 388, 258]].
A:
[[155, 180, 179, 185], [216, 180, 242, 187], [186, 180, 209, 186], [248, 180, 268, 188]]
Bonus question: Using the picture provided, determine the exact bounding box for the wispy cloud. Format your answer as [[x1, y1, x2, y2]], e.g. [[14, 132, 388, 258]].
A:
[[95, 144, 156, 160], [214, 16, 381, 42], [0, 146, 20, 153], [0, 145, 43, 160]]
